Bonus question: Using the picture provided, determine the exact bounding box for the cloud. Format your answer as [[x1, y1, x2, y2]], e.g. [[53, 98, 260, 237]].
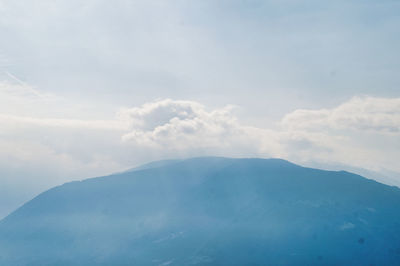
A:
[[0, 78, 128, 130], [279, 96, 400, 177], [0, 81, 128, 187], [1, 94, 400, 176], [121, 99, 240, 148], [119, 99, 283, 158], [0, 79, 62, 117], [116, 97, 400, 178], [0, 113, 126, 130], [282, 96, 400, 133], [1, 94, 400, 219]]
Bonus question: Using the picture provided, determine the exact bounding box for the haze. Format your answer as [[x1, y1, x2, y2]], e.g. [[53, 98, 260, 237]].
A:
[[0, 0, 400, 218]]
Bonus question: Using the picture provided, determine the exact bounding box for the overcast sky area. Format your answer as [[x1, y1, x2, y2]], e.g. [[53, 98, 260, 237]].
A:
[[0, 0, 400, 218]]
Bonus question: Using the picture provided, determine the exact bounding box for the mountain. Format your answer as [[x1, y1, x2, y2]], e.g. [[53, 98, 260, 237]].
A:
[[0, 157, 400, 265]]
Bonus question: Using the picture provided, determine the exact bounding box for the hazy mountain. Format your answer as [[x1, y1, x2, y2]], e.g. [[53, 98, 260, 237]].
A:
[[1, 157, 400, 265]]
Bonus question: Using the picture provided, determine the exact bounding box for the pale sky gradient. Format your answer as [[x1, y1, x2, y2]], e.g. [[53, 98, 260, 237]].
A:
[[0, 0, 400, 218]]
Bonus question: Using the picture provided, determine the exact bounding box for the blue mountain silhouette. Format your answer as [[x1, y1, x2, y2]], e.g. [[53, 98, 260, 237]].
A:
[[1, 157, 400, 265]]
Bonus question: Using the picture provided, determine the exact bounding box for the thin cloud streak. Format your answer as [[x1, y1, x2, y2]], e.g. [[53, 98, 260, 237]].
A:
[[0, 114, 127, 130]]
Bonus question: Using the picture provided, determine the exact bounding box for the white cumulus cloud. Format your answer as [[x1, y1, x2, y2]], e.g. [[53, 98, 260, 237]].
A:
[[117, 97, 400, 180], [120, 99, 264, 152]]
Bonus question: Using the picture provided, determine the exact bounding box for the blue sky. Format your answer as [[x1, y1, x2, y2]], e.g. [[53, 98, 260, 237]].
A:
[[1, 0, 399, 115], [0, 0, 400, 218]]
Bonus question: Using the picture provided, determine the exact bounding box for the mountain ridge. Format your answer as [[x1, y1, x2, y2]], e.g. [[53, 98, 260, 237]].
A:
[[1, 157, 400, 265]]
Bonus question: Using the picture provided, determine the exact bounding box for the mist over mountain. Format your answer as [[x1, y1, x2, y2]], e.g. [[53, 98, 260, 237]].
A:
[[1, 157, 400, 265]]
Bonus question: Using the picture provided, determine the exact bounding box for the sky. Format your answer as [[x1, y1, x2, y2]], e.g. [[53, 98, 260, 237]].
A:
[[0, 0, 400, 218]]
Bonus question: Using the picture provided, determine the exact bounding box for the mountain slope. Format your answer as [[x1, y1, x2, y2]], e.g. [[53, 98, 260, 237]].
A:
[[1, 157, 400, 265]]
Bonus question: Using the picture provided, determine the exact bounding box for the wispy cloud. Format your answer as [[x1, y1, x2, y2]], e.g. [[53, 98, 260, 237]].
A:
[[0, 113, 127, 130], [2, 95, 400, 177], [282, 96, 400, 133], [1, 85, 400, 217]]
